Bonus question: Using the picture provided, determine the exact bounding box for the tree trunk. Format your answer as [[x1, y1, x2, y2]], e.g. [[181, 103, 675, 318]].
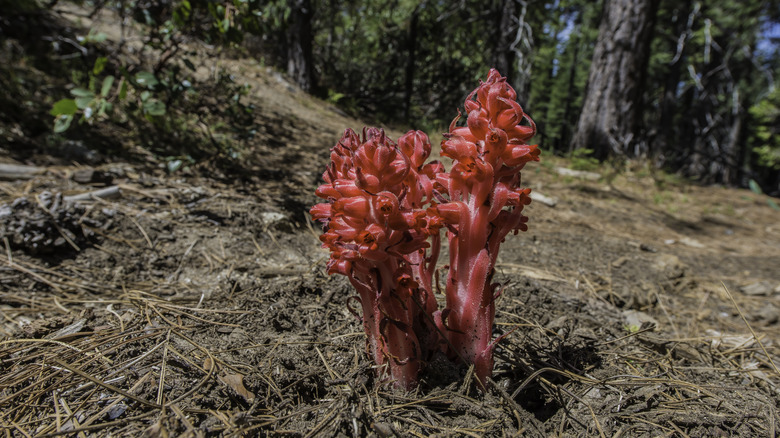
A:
[[490, 0, 517, 81], [571, 0, 659, 159], [726, 107, 744, 185], [562, 14, 583, 152], [510, 0, 533, 103], [404, 6, 419, 124], [286, 0, 314, 92], [654, 0, 692, 165]]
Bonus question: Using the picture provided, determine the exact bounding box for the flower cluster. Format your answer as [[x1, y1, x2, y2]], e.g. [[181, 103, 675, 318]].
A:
[[310, 127, 443, 388], [311, 69, 539, 389]]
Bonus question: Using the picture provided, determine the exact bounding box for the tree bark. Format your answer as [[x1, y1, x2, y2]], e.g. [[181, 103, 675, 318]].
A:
[[286, 0, 314, 92], [490, 0, 517, 81], [403, 6, 419, 123], [655, 0, 692, 164], [571, 0, 659, 159], [562, 14, 583, 152]]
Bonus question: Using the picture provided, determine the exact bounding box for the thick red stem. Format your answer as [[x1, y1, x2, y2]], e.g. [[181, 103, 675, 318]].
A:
[[350, 261, 422, 389]]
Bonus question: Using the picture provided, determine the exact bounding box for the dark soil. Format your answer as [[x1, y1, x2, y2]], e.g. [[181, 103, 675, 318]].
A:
[[1, 7, 780, 438]]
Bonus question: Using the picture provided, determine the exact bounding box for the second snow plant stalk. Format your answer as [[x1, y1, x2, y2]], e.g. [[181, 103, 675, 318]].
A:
[[310, 69, 539, 389], [431, 69, 539, 384]]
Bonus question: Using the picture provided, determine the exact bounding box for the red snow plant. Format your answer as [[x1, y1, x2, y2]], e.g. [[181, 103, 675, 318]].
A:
[[311, 69, 539, 389]]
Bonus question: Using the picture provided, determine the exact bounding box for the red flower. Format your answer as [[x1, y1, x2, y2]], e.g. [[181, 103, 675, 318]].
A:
[[311, 128, 444, 389], [310, 69, 539, 389]]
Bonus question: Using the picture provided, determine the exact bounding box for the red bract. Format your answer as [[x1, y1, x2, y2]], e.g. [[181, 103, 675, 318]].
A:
[[432, 68, 539, 385], [311, 69, 538, 390], [311, 128, 442, 389]]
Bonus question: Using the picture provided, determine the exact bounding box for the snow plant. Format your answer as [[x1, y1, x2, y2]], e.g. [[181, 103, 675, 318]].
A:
[[311, 69, 539, 389]]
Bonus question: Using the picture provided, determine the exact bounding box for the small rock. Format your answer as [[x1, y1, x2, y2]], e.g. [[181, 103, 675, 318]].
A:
[[583, 387, 601, 400], [60, 140, 98, 163], [72, 168, 113, 185], [639, 243, 657, 252], [652, 254, 686, 280], [679, 236, 705, 248], [611, 256, 629, 268], [106, 403, 128, 420], [623, 310, 658, 330], [741, 281, 773, 297], [529, 191, 557, 207], [572, 327, 599, 340], [258, 211, 287, 226], [545, 315, 568, 331], [755, 304, 779, 325], [706, 329, 756, 349]]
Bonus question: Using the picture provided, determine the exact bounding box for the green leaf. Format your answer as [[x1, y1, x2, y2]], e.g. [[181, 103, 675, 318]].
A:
[[71, 88, 95, 98], [769, 199, 780, 211], [749, 179, 762, 195], [100, 75, 115, 97], [87, 31, 107, 43], [118, 79, 128, 100], [93, 57, 108, 75], [140, 90, 151, 101], [53, 115, 73, 133], [173, 0, 191, 23], [75, 96, 93, 110], [167, 159, 183, 173], [97, 99, 108, 117], [50, 99, 77, 116], [143, 99, 166, 116], [135, 71, 159, 88]]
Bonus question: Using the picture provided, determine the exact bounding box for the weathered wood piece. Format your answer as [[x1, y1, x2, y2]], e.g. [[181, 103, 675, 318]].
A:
[[63, 186, 121, 202], [0, 163, 45, 181]]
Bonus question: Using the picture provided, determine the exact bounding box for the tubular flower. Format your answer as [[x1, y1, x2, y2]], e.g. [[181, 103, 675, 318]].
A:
[[310, 128, 443, 389], [432, 68, 540, 385]]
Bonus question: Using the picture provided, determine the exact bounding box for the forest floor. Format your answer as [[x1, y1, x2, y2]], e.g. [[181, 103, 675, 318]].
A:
[[2, 8, 780, 437]]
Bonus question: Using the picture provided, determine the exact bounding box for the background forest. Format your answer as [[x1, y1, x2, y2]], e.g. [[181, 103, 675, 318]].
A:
[[1, 0, 779, 193]]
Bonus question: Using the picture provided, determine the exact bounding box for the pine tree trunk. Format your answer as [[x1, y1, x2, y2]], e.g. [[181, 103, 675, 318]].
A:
[[403, 6, 419, 123], [571, 0, 659, 159], [562, 20, 582, 152], [286, 0, 314, 92], [655, 0, 691, 159], [491, 0, 517, 81]]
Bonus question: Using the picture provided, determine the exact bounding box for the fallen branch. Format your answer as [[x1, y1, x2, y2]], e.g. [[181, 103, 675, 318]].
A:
[[64, 186, 121, 203], [555, 167, 601, 181], [0, 163, 45, 181], [529, 191, 557, 207]]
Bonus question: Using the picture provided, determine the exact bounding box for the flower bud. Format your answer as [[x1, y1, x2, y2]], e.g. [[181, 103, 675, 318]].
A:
[[441, 135, 478, 161], [398, 130, 432, 169], [310, 203, 332, 221], [333, 197, 371, 219]]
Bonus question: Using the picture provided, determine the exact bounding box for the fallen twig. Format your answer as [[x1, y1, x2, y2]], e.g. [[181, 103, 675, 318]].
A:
[[64, 186, 121, 203], [0, 163, 45, 181]]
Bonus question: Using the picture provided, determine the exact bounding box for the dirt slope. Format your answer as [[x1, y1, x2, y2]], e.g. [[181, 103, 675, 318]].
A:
[[1, 15, 780, 436]]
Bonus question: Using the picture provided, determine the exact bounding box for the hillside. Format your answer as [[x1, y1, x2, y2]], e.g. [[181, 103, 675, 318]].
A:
[[1, 7, 780, 437]]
